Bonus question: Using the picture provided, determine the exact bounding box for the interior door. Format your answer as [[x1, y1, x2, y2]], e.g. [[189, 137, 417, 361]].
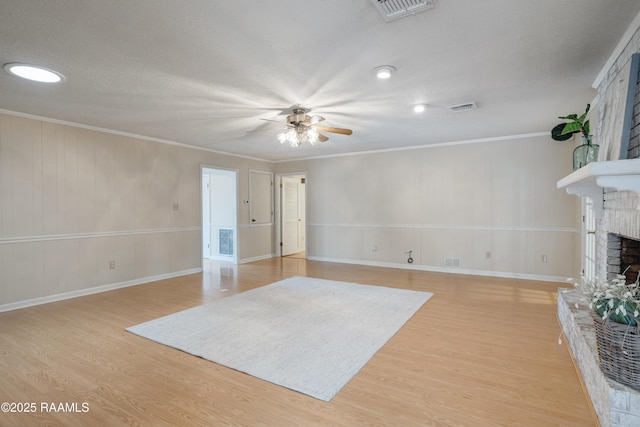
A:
[[249, 170, 273, 224], [281, 176, 304, 256]]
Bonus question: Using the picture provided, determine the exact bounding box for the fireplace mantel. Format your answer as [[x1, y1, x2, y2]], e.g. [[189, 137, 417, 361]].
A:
[[557, 159, 640, 217]]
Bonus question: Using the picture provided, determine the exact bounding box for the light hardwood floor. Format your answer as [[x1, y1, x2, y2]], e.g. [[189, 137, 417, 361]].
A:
[[0, 258, 596, 426]]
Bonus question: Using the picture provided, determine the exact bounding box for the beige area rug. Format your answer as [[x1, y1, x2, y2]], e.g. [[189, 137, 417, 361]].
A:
[[126, 276, 433, 401]]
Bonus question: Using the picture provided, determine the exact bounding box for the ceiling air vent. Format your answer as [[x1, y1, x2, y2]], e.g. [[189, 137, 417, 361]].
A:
[[449, 102, 477, 113], [371, 0, 436, 22]]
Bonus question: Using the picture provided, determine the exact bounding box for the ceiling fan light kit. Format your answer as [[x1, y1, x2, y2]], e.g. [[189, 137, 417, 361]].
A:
[[278, 126, 322, 147], [273, 107, 352, 147]]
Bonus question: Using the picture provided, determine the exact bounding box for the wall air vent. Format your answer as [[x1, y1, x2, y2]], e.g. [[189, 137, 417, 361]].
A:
[[444, 258, 461, 268], [219, 229, 234, 256], [449, 102, 477, 113], [371, 0, 435, 22]]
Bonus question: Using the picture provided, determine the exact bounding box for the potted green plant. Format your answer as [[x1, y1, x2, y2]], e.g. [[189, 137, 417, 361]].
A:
[[551, 104, 599, 170], [569, 272, 640, 390]]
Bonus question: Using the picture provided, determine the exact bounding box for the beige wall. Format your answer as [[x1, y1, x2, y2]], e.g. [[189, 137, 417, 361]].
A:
[[0, 113, 274, 310], [276, 135, 581, 280], [0, 110, 583, 311]]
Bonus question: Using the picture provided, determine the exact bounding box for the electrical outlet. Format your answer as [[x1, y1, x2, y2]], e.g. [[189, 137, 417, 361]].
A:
[[541, 255, 549, 263], [109, 261, 116, 269]]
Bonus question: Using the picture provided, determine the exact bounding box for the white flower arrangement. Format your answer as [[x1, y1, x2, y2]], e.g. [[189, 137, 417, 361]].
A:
[[569, 270, 640, 326]]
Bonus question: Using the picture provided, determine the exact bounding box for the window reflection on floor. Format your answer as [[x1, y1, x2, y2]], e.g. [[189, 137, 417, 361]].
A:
[[202, 259, 238, 294]]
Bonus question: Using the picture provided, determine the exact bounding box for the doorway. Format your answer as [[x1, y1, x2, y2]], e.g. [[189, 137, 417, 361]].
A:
[[277, 173, 307, 257], [201, 167, 238, 263]]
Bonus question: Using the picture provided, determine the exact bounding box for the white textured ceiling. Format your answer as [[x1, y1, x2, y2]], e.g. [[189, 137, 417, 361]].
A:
[[1, 0, 639, 161]]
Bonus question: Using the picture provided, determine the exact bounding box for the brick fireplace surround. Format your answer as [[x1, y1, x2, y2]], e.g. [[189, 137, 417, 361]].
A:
[[558, 31, 640, 427]]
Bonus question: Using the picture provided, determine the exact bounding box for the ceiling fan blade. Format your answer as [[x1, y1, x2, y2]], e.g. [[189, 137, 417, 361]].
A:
[[318, 133, 329, 142], [313, 125, 352, 136], [246, 128, 284, 133], [260, 118, 294, 129]]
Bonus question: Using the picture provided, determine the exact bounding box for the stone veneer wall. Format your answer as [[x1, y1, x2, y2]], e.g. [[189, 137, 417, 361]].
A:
[[595, 29, 640, 279], [560, 18, 640, 427]]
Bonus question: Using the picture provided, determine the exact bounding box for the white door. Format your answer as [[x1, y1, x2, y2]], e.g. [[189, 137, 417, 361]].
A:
[[281, 176, 305, 256], [249, 170, 273, 225]]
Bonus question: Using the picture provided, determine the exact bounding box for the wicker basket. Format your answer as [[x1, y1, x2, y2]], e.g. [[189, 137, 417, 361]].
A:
[[592, 314, 640, 391]]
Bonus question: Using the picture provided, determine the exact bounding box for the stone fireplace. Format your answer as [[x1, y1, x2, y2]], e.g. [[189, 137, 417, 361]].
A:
[[557, 187, 640, 426], [556, 27, 640, 427], [564, 176, 640, 426]]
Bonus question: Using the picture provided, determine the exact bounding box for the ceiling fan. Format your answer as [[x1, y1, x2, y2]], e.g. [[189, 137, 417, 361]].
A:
[[261, 107, 352, 147]]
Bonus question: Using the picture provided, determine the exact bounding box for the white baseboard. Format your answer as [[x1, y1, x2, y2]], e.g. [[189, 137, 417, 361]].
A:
[[306, 256, 568, 283], [0, 268, 202, 313], [238, 254, 276, 264], [1, 256, 565, 313]]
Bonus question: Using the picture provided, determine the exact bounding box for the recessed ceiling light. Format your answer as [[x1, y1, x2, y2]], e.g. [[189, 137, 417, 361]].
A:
[[413, 104, 427, 113], [374, 65, 396, 79], [4, 63, 65, 83]]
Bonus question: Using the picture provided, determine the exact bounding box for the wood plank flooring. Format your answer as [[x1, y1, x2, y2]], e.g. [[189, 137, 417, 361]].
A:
[[0, 258, 596, 426]]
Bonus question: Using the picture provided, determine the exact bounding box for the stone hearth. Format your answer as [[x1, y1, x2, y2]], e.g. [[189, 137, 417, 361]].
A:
[[558, 289, 640, 427]]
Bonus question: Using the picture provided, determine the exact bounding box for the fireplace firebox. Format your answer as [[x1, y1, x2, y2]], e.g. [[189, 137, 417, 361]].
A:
[[607, 234, 640, 284]]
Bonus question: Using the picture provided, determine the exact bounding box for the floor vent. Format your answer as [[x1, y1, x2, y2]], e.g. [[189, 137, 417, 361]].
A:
[[449, 102, 477, 113], [219, 229, 234, 256], [371, 0, 436, 22], [444, 258, 461, 268]]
